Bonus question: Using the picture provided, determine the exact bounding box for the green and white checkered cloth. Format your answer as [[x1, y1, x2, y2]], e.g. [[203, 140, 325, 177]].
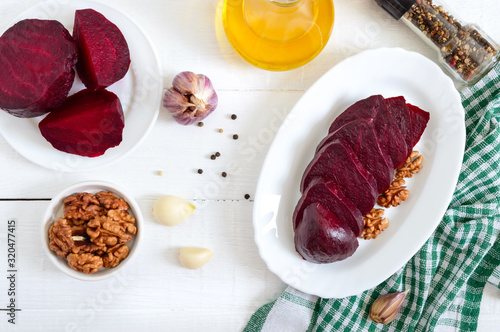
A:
[[245, 65, 500, 332]]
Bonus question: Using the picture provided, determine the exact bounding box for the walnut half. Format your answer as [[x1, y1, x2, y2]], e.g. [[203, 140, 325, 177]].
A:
[[87, 215, 133, 248], [103, 244, 129, 268], [360, 209, 389, 240], [67, 253, 103, 274], [396, 151, 423, 179], [48, 218, 74, 258], [377, 179, 410, 208]]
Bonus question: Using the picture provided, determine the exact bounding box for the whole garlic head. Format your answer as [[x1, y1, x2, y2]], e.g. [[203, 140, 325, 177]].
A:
[[178, 247, 213, 269], [153, 195, 195, 226], [163, 71, 218, 125]]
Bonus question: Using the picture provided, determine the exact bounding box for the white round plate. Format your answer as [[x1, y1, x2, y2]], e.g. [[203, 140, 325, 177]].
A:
[[0, 0, 162, 172], [42, 180, 144, 281], [253, 48, 466, 298]]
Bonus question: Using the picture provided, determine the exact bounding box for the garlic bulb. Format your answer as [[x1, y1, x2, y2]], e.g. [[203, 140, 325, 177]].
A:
[[178, 247, 213, 269], [369, 290, 409, 324], [163, 71, 218, 125], [152, 195, 195, 226]]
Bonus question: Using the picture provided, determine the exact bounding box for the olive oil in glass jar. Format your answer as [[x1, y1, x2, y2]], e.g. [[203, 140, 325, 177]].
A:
[[222, 0, 335, 71]]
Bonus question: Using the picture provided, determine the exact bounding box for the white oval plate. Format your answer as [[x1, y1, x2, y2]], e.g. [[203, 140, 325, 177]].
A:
[[0, 0, 162, 172], [253, 48, 465, 298]]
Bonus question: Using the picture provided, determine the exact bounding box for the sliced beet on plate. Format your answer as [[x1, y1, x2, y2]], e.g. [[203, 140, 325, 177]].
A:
[[292, 177, 364, 237], [317, 118, 394, 194], [73, 9, 131, 91], [328, 95, 408, 169], [406, 103, 430, 150], [38, 89, 124, 157], [0, 19, 77, 118], [300, 139, 378, 216]]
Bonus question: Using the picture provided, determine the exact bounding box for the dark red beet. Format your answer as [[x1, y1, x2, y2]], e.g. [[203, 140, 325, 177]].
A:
[[38, 89, 124, 157], [386, 96, 412, 157], [0, 19, 77, 118], [293, 177, 364, 236], [407, 103, 430, 149], [73, 9, 130, 91], [294, 203, 358, 264], [300, 139, 378, 216], [317, 119, 393, 194], [328, 95, 408, 169]]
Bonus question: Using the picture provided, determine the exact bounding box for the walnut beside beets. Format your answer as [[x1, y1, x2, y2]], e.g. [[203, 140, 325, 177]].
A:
[[396, 151, 423, 179], [360, 151, 424, 240], [360, 209, 389, 240], [48, 191, 136, 274], [377, 179, 410, 208]]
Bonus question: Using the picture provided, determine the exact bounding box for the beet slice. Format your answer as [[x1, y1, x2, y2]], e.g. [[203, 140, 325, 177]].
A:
[[293, 177, 364, 236], [300, 139, 378, 216], [73, 9, 131, 91], [407, 103, 430, 149], [317, 119, 394, 194], [0, 19, 77, 118], [328, 95, 408, 169], [294, 202, 359, 264], [38, 89, 124, 157], [386, 96, 412, 157]]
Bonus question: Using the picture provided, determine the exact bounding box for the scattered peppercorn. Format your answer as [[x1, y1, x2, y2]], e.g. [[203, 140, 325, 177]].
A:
[[231, 114, 237, 120], [218, 129, 223, 133], [233, 134, 239, 140], [221, 172, 227, 178], [198, 122, 204, 127], [210, 154, 216, 160], [244, 194, 250, 200], [215, 152, 221, 157], [197, 169, 203, 174]]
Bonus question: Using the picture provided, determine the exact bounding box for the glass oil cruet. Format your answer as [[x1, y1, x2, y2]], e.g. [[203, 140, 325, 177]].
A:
[[222, 0, 335, 71]]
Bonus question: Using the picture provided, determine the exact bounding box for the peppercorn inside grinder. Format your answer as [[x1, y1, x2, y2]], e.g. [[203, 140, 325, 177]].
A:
[[375, 0, 500, 86]]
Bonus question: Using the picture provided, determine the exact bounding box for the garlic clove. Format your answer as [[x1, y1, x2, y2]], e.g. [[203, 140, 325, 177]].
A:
[[369, 290, 409, 324], [163, 71, 218, 125], [178, 247, 213, 269], [196, 74, 218, 110], [173, 71, 199, 95], [163, 88, 193, 116], [152, 195, 195, 226]]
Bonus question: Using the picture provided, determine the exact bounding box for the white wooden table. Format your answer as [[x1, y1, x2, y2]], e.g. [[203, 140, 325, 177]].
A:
[[1, 0, 499, 330]]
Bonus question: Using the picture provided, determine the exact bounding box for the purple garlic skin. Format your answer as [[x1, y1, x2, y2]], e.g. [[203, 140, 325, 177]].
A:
[[163, 71, 218, 125]]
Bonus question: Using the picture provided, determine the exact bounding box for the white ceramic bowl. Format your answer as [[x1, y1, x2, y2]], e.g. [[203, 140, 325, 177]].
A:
[[42, 180, 143, 281]]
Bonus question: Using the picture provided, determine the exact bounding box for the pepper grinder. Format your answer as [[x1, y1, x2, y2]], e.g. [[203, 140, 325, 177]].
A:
[[375, 0, 500, 86]]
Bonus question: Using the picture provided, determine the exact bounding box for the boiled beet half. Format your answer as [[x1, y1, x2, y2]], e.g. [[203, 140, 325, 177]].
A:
[[295, 203, 358, 264], [38, 89, 124, 157], [0, 19, 77, 118], [73, 9, 131, 91]]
